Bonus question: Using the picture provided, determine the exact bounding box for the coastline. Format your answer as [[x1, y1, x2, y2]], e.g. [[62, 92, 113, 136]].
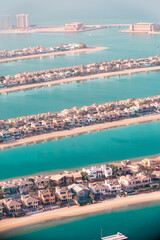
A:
[[1, 65, 160, 94], [0, 47, 107, 64], [0, 113, 160, 151], [0, 191, 160, 234]]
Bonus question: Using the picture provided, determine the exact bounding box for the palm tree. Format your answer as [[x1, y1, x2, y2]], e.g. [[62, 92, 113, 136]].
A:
[[89, 192, 95, 202], [74, 195, 79, 204]]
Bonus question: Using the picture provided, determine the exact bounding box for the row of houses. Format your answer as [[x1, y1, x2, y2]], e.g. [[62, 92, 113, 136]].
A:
[[0, 43, 86, 60], [0, 158, 160, 217], [1, 55, 160, 88], [0, 95, 160, 143]]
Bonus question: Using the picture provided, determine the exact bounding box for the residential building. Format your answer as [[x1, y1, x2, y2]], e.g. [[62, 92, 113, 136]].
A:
[[3, 198, 22, 214], [0, 204, 4, 216], [1, 182, 18, 194], [105, 179, 121, 195], [34, 176, 50, 188], [89, 182, 107, 196], [38, 190, 56, 205], [151, 171, 160, 181], [82, 165, 112, 180], [55, 187, 74, 202], [68, 184, 90, 200], [21, 195, 39, 208], [142, 158, 160, 170], [16, 14, 30, 29], [119, 173, 152, 191]]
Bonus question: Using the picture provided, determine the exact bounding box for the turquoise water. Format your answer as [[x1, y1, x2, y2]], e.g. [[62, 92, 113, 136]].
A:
[[2, 204, 160, 240], [1, 71, 160, 119], [1, 121, 160, 180]]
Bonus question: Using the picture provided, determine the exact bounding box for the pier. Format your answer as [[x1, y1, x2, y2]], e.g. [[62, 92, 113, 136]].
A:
[[102, 232, 128, 240]]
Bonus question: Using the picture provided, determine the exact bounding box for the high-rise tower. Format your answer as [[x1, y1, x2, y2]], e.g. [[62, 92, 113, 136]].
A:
[[1, 15, 12, 29]]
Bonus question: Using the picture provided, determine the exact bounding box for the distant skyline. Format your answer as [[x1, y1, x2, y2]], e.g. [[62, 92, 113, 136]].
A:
[[1, 0, 160, 25]]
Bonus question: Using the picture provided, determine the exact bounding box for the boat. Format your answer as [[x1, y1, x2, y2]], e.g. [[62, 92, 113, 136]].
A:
[[101, 232, 128, 240]]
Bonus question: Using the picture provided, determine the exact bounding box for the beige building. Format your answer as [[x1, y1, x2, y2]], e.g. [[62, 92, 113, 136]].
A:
[[3, 198, 22, 213], [55, 187, 74, 202], [0, 204, 4, 215], [142, 158, 160, 170], [119, 173, 152, 191], [129, 23, 160, 33], [38, 190, 56, 205], [65, 22, 83, 31], [151, 171, 160, 180], [21, 195, 39, 208]]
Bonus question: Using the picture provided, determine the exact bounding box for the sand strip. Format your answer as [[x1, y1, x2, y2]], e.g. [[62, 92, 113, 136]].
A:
[[0, 47, 107, 63], [0, 65, 160, 94], [0, 191, 160, 233]]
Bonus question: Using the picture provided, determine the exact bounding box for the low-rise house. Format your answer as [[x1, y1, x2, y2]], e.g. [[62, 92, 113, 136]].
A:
[[34, 176, 50, 189], [105, 179, 121, 195], [121, 160, 140, 173], [2, 182, 18, 194], [72, 172, 83, 183], [119, 173, 152, 192], [82, 165, 112, 180], [68, 184, 90, 200], [142, 158, 160, 170], [38, 190, 56, 205], [0, 130, 13, 142], [89, 182, 107, 196], [18, 179, 34, 193], [21, 195, 39, 208], [151, 171, 160, 181], [55, 186, 74, 203], [0, 204, 4, 216], [3, 198, 22, 214]]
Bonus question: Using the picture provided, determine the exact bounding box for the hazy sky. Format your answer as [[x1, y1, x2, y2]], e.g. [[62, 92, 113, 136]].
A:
[[1, 0, 160, 24]]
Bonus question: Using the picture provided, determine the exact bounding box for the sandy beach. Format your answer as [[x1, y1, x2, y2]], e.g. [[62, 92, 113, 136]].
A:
[[0, 46, 106, 63], [0, 191, 159, 234], [1, 65, 160, 94], [0, 113, 160, 151]]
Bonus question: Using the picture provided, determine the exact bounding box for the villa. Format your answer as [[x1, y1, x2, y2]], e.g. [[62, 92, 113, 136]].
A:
[[82, 165, 112, 180], [21, 195, 39, 208], [119, 173, 152, 192], [38, 190, 56, 205], [3, 198, 22, 214]]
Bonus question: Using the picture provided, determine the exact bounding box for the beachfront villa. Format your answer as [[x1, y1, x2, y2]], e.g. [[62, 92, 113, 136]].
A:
[[68, 184, 90, 200], [119, 173, 152, 192], [38, 190, 56, 206], [105, 179, 121, 195], [89, 182, 107, 196], [55, 187, 74, 203], [21, 195, 39, 209], [3, 198, 22, 214]]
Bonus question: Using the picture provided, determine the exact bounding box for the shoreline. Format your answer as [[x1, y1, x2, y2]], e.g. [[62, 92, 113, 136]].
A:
[[1, 152, 159, 183], [0, 191, 160, 234], [1, 65, 160, 94], [0, 47, 107, 64], [0, 113, 160, 151]]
